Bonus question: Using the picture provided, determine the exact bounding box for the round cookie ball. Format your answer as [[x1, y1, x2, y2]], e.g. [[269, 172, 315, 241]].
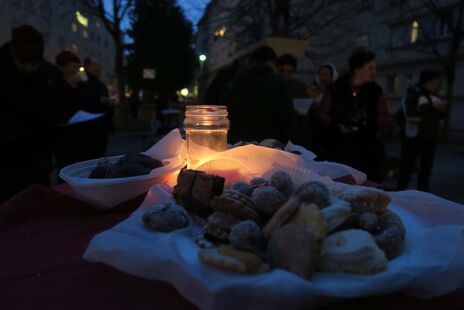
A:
[[270, 171, 294, 197], [231, 182, 253, 197], [249, 177, 269, 188], [143, 203, 190, 232], [230, 220, 265, 252], [295, 181, 331, 209], [251, 186, 286, 217]]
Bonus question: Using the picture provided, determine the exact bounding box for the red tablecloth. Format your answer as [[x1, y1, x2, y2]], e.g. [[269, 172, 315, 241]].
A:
[[1, 183, 463, 310]]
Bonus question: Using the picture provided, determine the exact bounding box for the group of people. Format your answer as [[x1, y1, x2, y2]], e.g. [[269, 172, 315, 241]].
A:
[[0, 25, 113, 203], [206, 45, 447, 192]]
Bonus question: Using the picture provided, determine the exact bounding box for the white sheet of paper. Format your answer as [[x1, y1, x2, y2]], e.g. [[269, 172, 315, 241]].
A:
[[66, 110, 104, 125]]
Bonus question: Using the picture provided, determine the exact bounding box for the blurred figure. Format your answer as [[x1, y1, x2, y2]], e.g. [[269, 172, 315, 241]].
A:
[[397, 70, 447, 191], [0, 25, 69, 203], [277, 53, 308, 147], [54, 50, 85, 170], [277, 53, 307, 98], [204, 58, 244, 104], [319, 48, 391, 181], [222, 46, 295, 143], [305, 81, 327, 158], [308, 64, 338, 159], [316, 64, 338, 93], [82, 57, 113, 156]]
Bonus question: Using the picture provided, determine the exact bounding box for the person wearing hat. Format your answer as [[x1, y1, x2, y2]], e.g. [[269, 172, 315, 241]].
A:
[[318, 47, 391, 181], [0, 25, 71, 203], [397, 70, 447, 191]]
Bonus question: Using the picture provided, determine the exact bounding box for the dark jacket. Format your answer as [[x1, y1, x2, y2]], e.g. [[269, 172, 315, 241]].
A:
[[326, 75, 385, 140], [0, 42, 71, 149], [222, 64, 296, 143], [403, 85, 445, 141]]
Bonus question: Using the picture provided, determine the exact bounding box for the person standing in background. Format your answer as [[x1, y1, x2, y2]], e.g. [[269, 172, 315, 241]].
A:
[[222, 46, 296, 143], [0, 25, 70, 203], [277, 53, 309, 147], [319, 48, 391, 181], [316, 64, 338, 94], [54, 50, 85, 171], [82, 57, 113, 158], [397, 70, 447, 192]]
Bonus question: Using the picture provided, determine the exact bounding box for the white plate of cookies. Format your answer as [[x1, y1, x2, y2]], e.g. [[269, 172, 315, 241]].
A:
[[84, 169, 464, 309]]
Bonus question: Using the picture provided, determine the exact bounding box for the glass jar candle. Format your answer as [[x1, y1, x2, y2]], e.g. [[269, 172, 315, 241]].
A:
[[184, 105, 229, 167]]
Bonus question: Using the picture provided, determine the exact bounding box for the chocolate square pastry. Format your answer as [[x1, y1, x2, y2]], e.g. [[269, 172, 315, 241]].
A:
[[173, 169, 225, 217]]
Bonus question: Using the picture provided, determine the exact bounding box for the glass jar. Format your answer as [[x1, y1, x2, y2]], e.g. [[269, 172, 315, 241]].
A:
[[184, 105, 229, 167]]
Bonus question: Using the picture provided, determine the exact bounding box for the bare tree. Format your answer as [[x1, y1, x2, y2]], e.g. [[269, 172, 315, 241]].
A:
[[200, 0, 360, 61], [405, 0, 464, 132], [79, 0, 134, 105]]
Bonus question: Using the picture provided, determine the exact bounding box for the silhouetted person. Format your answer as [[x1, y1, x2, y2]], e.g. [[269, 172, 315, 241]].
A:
[[277, 53, 307, 98], [222, 46, 296, 143], [0, 25, 69, 203], [82, 57, 112, 157], [319, 48, 391, 181], [54, 50, 86, 171], [277, 53, 308, 147], [397, 70, 447, 192], [204, 58, 244, 104]]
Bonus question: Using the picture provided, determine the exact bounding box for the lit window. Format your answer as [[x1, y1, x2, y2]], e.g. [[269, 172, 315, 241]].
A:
[[71, 23, 77, 33], [76, 11, 89, 27], [213, 26, 227, 39], [411, 20, 419, 43], [83, 30, 88, 38]]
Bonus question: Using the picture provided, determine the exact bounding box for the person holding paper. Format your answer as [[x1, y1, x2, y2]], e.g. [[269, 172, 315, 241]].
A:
[[397, 70, 447, 192]]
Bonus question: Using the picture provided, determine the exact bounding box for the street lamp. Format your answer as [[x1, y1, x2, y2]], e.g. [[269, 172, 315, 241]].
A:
[[199, 54, 207, 62]]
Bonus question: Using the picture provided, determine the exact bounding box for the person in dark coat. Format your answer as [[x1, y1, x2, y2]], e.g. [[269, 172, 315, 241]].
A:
[[277, 53, 309, 147], [319, 48, 391, 181], [397, 70, 446, 192], [54, 50, 87, 169], [82, 57, 113, 158], [222, 46, 296, 143], [0, 25, 70, 203], [204, 58, 244, 104], [308, 64, 339, 160]]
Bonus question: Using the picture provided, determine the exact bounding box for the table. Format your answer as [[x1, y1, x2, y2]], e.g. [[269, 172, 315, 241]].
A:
[[1, 183, 463, 309]]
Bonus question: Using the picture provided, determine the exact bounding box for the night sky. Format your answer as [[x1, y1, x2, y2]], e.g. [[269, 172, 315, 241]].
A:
[[103, 0, 208, 28]]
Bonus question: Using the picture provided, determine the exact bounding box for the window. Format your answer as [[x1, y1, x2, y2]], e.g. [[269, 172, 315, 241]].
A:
[[213, 26, 227, 40], [71, 23, 78, 33], [386, 75, 401, 94], [411, 20, 419, 43]]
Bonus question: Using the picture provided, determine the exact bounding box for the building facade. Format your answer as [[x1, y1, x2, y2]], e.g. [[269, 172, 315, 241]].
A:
[[196, 0, 464, 130], [0, 0, 116, 86]]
